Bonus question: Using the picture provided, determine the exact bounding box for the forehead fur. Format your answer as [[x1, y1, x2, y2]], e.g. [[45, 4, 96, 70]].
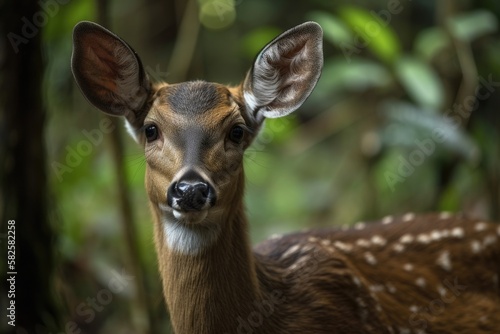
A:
[[159, 81, 230, 116]]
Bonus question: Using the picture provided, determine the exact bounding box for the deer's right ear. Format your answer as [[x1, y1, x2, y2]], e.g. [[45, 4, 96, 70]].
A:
[[71, 21, 152, 129]]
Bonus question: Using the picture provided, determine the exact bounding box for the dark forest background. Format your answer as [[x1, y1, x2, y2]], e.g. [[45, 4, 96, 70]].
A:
[[1, 0, 499, 333]]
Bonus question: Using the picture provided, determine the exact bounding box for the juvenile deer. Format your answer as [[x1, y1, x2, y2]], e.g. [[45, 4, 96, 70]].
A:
[[72, 21, 500, 333]]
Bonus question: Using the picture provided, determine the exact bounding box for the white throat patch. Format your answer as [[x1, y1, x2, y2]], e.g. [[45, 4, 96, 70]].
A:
[[161, 213, 221, 255]]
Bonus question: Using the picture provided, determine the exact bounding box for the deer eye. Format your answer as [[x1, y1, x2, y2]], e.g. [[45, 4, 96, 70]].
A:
[[228, 125, 245, 144], [145, 124, 159, 142]]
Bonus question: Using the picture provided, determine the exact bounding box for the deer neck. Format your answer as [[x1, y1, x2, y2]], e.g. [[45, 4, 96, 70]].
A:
[[152, 174, 262, 334]]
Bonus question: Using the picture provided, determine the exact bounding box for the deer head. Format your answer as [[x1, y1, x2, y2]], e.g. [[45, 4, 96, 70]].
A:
[[71, 21, 323, 255]]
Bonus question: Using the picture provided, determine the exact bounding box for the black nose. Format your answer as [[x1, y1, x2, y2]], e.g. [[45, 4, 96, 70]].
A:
[[167, 170, 216, 211]]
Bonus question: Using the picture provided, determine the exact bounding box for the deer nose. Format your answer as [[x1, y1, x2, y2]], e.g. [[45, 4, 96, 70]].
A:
[[167, 170, 216, 211]]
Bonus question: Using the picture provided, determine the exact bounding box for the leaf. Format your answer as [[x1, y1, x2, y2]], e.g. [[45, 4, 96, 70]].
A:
[[381, 100, 479, 162], [338, 6, 401, 63], [199, 0, 236, 30], [241, 27, 282, 60], [394, 56, 445, 110], [318, 58, 392, 93], [414, 27, 450, 60], [447, 10, 498, 42], [307, 11, 352, 46], [43, 1, 96, 41]]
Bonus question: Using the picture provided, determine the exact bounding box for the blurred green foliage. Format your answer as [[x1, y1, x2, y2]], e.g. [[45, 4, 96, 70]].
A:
[[40, 0, 500, 332]]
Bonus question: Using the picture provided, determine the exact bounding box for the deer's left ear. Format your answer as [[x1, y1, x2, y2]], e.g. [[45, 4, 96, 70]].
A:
[[242, 22, 323, 124]]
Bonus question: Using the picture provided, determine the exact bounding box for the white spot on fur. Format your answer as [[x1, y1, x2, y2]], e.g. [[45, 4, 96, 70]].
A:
[[334, 241, 353, 253], [356, 297, 367, 308], [289, 256, 309, 271], [355, 297, 369, 325], [403, 263, 414, 272], [416, 233, 431, 244], [439, 212, 452, 219], [325, 247, 336, 254], [320, 239, 331, 246], [400, 234, 414, 244], [281, 244, 301, 259], [352, 276, 362, 287], [430, 230, 442, 241], [354, 222, 366, 230], [437, 284, 447, 297], [393, 243, 405, 253], [298, 254, 311, 263], [364, 252, 377, 265], [483, 235, 497, 247], [301, 244, 315, 252], [475, 222, 488, 232], [471, 240, 482, 253], [436, 251, 452, 272], [451, 227, 464, 238], [409, 305, 419, 313], [479, 316, 488, 324], [356, 239, 371, 248], [402, 212, 415, 222], [441, 229, 450, 238], [369, 284, 385, 293], [386, 283, 397, 294], [382, 215, 394, 225], [371, 235, 387, 247], [308, 236, 318, 243], [415, 277, 426, 288]]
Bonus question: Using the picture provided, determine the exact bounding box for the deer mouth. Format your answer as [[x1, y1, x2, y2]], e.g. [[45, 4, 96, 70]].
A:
[[158, 203, 209, 225], [172, 208, 208, 224]]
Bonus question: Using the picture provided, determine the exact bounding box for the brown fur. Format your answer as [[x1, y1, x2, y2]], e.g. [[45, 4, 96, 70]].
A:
[[253, 214, 500, 333]]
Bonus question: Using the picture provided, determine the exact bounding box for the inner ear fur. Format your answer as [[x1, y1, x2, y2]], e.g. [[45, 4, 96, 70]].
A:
[[242, 21, 323, 123], [71, 21, 152, 130]]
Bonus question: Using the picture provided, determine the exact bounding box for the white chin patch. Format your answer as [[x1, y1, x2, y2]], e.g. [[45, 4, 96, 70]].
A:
[[172, 209, 208, 224], [159, 206, 220, 255]]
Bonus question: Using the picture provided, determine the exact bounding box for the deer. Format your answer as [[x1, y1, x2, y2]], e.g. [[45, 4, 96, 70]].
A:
[[71, 20, 500, 334]]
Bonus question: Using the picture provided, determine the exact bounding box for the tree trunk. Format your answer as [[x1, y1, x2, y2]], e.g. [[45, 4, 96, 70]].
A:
[[1, 0, 61, 333]]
